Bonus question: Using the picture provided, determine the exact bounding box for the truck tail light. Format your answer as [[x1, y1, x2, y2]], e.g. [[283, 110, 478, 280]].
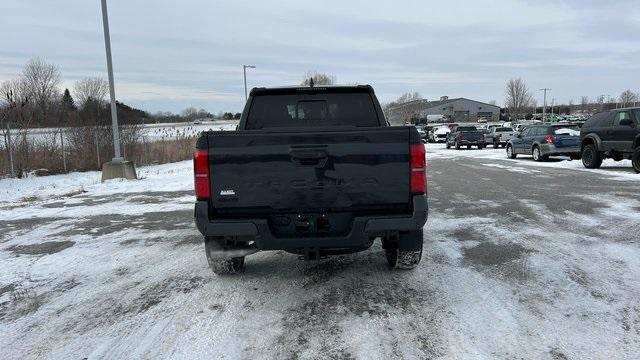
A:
[[193, 149, 210, 200], [410, 144, 426, 194], [544, 135, 555, 144], [457, 134, 465, 140], [498, 133, 503, 140]]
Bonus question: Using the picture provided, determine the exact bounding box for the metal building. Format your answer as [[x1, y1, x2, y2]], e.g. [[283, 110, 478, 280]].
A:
[[387, 96, 501, 124]]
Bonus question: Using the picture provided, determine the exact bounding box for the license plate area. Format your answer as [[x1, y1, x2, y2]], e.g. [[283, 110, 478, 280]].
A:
[[269, 212, 353, 238]]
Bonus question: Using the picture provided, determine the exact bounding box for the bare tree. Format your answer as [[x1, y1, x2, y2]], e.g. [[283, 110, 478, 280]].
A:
[[568, 99, 574, 114], [301, 71, 336, 86], [383, 92, 423, 125], [504, 78, 532, 118], [21, 58, 61, 125], [74, 77, 108, 108], [580, 96, 589, 112], [619, 89, 638, 107]]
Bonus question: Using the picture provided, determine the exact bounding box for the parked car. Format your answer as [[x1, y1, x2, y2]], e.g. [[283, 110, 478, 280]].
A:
[[580, 108, 640, 173], [506, 124, 581, 161], [193, 85, 428, 274], [485, 127, 516, 148], [446, 125, 485, 149], [480, 128, 491, 146], [430, 125, 450, 143], [415, 124, 428, 142]]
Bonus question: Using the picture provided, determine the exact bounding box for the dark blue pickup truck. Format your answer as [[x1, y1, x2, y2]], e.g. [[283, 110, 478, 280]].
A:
[[193, 85, 428, 274]]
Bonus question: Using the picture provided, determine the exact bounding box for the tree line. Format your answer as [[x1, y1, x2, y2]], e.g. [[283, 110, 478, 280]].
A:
[[504, 77, 640, 118]]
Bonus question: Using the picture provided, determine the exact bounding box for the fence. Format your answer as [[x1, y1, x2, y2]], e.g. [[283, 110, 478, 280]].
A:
[[0, 124, 198, 178]]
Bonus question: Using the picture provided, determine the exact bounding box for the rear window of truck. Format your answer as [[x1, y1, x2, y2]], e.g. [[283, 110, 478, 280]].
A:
[[456, 126, 477, 132], [245, 93, 379, 129]]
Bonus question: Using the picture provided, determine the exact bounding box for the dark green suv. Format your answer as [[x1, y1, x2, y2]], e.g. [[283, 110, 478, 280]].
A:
[[580, 108, 640, 173]]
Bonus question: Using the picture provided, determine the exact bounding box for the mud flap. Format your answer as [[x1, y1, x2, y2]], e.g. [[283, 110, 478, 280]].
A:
[[397, 230, 423, 252]]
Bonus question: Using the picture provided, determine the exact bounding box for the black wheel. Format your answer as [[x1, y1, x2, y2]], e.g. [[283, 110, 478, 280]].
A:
[[205, 240, 245, 275], [493, 141, 499, 149], [532, 146, 546, 162], [466, 145, 471, 149], [455, 141, 461, 150], [582, 144, 603, 169], [384, 231, 423, 270], [632, 147, 640, 173], [446, 141, 451, 149], [506, 144, 517, 159], [478, 144, 484, 149]]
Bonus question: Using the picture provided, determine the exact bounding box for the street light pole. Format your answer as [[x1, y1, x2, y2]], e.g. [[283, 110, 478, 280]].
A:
[[99, 0, 136, 181], [540, 88, 551, 122], [243, 65, 256, 101], [101, 0, 122, 162]]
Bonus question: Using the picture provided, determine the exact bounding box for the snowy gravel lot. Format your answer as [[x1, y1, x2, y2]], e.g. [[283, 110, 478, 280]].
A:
[[1, 144, 639, 359]]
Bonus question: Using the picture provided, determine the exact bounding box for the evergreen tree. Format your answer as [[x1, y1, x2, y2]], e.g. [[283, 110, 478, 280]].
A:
[[61, 88, 77, 111]]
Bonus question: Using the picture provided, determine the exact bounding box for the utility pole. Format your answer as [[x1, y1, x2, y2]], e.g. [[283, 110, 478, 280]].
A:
[[100, 0, 136, 181], [5, 121, 15, 178], [60, 129, 67, 172], [101, 0, 122, 162], [243, 65, 256, 101], [540, 88, 551, 122]]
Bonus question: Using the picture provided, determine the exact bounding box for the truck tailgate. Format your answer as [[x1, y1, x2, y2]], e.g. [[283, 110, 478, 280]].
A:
[[206, 127, 413, 214]]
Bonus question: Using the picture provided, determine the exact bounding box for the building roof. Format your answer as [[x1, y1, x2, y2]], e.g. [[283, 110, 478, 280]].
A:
[[388, 97, 499, 111]]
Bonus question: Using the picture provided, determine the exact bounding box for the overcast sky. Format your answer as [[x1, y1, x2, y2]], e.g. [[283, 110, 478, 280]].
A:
[[1, 0, 639, 113]]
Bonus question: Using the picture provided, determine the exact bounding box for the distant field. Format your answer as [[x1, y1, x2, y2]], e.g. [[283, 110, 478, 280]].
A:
[[6, 120, 239, 143]]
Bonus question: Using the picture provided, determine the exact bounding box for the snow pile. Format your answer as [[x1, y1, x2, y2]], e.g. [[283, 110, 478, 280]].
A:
[[0, 160, 194, 208]]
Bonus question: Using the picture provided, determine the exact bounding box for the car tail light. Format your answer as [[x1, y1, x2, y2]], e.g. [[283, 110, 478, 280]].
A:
[[410, 144, 426, 194], [544, 135, 555, 144], [498, 133, 503, 140], [457, 134, 465, 140], [193, 149, 210, 200]]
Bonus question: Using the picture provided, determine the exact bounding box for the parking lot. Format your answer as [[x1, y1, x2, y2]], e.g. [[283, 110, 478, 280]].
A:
[[1, 145, 639, 359]]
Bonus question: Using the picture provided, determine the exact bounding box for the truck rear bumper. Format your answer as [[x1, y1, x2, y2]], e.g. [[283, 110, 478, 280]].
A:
[[194, 194, 428, 251]]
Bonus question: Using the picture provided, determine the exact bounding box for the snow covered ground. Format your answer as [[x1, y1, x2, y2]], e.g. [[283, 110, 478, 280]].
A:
[[425, 143, 639, 181], [0, 145, 639, 359]]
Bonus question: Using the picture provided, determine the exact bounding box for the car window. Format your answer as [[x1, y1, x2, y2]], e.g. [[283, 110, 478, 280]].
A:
[[456, 126, 477, 132], [521, 128, 532, 137], [613, 111, 631, 126], [632, 109, 640, 123], [525, 127, 539, 136], [246, 93, 379, 129], [552, 126, 580, 135], [496, 127, 512, 132]]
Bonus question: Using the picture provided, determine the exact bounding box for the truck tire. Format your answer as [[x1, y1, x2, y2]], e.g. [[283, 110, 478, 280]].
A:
[[582, 144, 603, 169], [493, 140, 499, 149], [632, 147, 640, 173], [446, 142, 450, 149], [455, 141, 461, 150], [506, 144, 517, 159], [385, 230, 423, 270], [205, 241, 245, 275]]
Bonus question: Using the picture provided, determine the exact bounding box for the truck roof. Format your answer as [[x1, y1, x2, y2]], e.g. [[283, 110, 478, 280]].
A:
[[250, 84, 374, 96]]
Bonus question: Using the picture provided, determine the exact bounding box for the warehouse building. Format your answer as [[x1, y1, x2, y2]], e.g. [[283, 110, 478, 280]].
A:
[[386, 96, 501, 124]]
